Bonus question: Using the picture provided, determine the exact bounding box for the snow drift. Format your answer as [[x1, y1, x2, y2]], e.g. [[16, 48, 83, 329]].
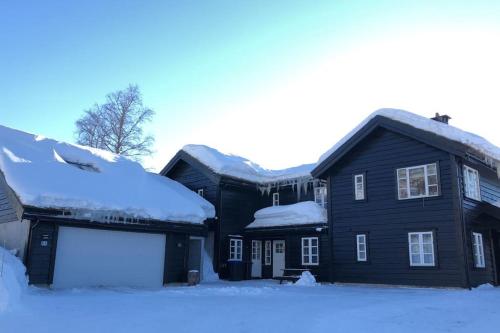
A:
[[0, 246, 28, 312], [294, 271, 317, 287], [0, 125, 215, 224], [318, 108, 500, 174], [246, 201, 327, 228], [182, 144, 315, 184]]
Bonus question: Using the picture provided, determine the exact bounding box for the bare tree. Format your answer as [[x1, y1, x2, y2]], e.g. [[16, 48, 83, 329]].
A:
[[75, 85, 155, 160]]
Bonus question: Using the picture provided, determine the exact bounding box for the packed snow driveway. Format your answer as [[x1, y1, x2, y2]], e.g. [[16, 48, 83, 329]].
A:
[[1, 280, 499, 333]]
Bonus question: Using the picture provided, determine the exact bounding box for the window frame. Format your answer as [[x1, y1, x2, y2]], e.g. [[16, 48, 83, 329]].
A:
[[354, 173, 366, 201], [314, 186, 327, 208], [463, 165, 481, 201], [272, 192, 280, 206], [264, 240, 272, 265], [301, 237, 319, 266], [197, 188, 204, 197], [408, 231, 436, 267], [229, 238, 243, 261], [397, 163, 440, 200], [356, 234, 368, 262], [472, 232, 486, 268]]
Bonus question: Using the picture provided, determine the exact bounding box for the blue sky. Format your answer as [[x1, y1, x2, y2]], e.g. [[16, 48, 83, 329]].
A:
[[2, 1, 500, 170]]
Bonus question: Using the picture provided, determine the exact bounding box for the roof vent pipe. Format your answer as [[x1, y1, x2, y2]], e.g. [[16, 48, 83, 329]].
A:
[[431, 113, 452, 124]]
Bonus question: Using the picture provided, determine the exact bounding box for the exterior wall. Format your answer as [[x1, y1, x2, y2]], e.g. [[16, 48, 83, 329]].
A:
[[327, 128, 465, 287], [460, 159, 500, 286], [0, 219, 30, 260], [167, 160, 218, 204], [27, 220, 199, 286], [258, 184, 315, 208], [245, 227, 329, 281]]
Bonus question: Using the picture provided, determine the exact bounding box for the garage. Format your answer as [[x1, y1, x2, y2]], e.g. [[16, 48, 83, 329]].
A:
[[52, 226, 166, 288]]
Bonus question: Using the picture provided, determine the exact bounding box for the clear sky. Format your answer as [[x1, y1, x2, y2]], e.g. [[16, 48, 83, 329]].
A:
[[2, 1, 500, 171]]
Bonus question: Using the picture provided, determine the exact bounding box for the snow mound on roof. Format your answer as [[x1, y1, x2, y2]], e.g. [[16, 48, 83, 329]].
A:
[[0, 246, 28, 312], [0, 125, 214, 224], [246, 201, 327, 229], [318, 108, 500, 165], [182, 145, 315, 184]]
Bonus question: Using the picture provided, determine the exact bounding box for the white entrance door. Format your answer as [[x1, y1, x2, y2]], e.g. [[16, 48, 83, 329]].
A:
[[273, 240, 285, 277], [251, 240, 262, 278], [53, 227, 166, 288]]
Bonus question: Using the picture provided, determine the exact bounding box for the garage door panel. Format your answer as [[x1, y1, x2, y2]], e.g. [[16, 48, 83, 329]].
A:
[[53, 227, 166, 288]]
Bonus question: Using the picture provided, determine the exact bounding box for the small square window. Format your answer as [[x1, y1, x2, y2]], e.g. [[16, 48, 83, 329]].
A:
[[197, 189, 204, 197], [272, 193, 280, 206]]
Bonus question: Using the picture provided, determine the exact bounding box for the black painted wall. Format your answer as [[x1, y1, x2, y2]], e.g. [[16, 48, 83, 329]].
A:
[[167, 160, 218, 205], [327, 128, 465, 287]]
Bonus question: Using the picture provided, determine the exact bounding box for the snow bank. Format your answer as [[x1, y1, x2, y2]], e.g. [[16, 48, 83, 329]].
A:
[[182, 145, 315, 184], [202, 249, 219, 283], [318, 109, 500, 170], [0, 246, 28, 312], [246, 201, 327, 228], [0, 125, 215, 224], [294, 271, 317, 287]]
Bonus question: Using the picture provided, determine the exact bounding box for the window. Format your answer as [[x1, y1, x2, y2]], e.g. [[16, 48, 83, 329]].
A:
[[265, 241, 272, 265], [229, 239, 242, 261], [463, 166, 481, 201], [472, 232, 485, 268], [397, 163, 439, 200], [251, 240, 261, 261], [272, 193, 280, 206], [356, 234, 367, 261], [302, 237, 319, 265], [408, 232, 435, 266], [354, 174, 365, 200], [197, 189, 204, 197], [314, 186, 327, 208]]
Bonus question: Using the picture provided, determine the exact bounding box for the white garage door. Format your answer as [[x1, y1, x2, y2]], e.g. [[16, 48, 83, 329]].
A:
[[52, 227, 166, 288]]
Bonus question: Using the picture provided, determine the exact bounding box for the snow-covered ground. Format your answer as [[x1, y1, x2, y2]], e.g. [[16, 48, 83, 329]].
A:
[[1, 279, 499, 333]]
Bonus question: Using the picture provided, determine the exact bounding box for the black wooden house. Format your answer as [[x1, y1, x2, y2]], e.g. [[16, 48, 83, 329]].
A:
[[312, 109, 500, 288]]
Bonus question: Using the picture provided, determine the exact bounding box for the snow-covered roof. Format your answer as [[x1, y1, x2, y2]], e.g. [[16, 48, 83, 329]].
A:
[[0, 125, 215, 224], [182, 144, 315, 184], [318, 109, 500, 170], [246, 201, 327, 229]]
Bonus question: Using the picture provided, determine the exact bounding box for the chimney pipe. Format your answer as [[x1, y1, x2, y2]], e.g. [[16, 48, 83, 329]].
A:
[[431, 113, 451, 124]]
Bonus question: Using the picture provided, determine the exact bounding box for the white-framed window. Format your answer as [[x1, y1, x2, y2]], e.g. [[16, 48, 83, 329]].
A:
[[265, 240, 272, 265], [397, 163, 439, 200], [251, 240, 261, 261], [472, 232, 485, 268], [354, 174, 365, 200], [302, 237, 319, 265], [197, 189, 204, 197], [463, 165, 481, 201], [356, 234, 367, 261], [229, 239, 242, 261], [408, 232, 435, 266], [272, 192, 280, 206], [314, 186, 327, 208]]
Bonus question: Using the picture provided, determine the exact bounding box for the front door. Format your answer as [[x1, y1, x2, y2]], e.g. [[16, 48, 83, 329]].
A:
[[188, 237, 204, 277], [273, 240, 285, 277], [251, 240, 262, 278]]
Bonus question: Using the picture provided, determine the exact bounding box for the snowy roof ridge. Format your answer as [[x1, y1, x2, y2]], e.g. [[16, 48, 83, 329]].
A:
[[182, 144, 315, 184], [0, 124, 215, 224], [246, 201, 327, 229], [318, 108, 500, 168]]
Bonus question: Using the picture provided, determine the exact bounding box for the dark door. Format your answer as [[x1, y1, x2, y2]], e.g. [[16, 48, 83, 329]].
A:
[[188, 238, 202, 273]]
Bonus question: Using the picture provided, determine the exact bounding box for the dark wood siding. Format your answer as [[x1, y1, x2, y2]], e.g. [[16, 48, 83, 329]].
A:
[[0, 173, 22, 224], [460, 160, 500, 286], [167, 160, 218, 205], [327, 128, 464, 287]]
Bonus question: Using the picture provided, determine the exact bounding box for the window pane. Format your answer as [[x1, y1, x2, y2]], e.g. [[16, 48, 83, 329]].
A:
[[427, 175, 438, 186], [424, 254, 433, 264], [303, 256, 309, 264], [428, 185, 439, 196], [412, 254, 421, 264], [410, 234, 419, 244], [312, 238, 318, 246], [359, 244, 366, 252], [422, 233, 432, 243], [303, 247, 309, 255], [409, 167, 425, 196], [411, 244, 420, 254], [423, 243, 433, 253], [427, 164, 437, 175], [311, 247, 318, 255], [312, 255, 319, 264]]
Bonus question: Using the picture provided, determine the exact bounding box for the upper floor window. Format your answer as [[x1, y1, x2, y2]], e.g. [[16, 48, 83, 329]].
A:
[[356, 234, 367, 261], [408, 231, 435, 267], [463, 165, 481, 201], [197, 189, 204, 198], [229, 239, 243, 261], [272, 193, 280, 206], [302, 237, 319, 265], [472, 232, 485, 268], [397, 163, 439, 200], [314, 186, 327, 208], [354, 174, 365, 200]]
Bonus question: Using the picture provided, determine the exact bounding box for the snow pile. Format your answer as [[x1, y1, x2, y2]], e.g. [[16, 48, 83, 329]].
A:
[[0, 246, 28, 312], [182, 145, 315, 184], [0, 125, 215, 224], [246, 201, 327, 228], [318, 109, 500, 173], [294, 271, 317, 287], [202, 249, 219, 283]]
